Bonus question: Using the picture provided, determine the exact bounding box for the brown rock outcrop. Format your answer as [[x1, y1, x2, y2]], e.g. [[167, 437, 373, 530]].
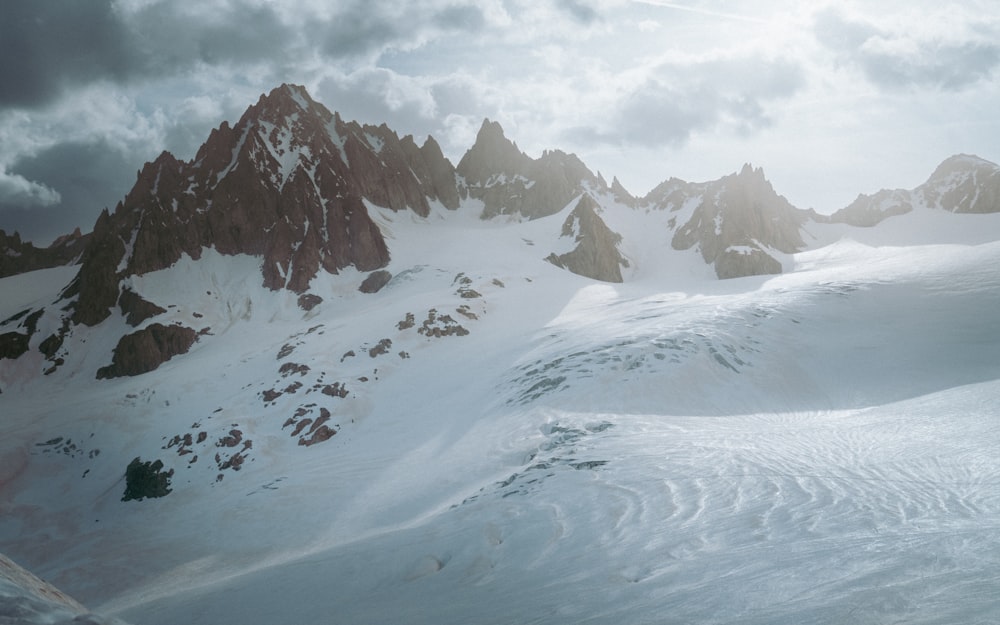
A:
[[118, 288, 166, 327], [67, 84, 461, 328], [96, 323, 197, 379], [359, 269, 392, 293]]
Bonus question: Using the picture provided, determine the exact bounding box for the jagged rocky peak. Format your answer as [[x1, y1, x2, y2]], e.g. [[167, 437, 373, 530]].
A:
[[0, 227, 89, 279], [457, 118, 606, 220], [546, 194, 628, 283], [66, 83, 474, 328], [456, 119, 530, 185], [610, 176, 636, 207], [830, 188, 913, 227], [646, 164, 807, 279]]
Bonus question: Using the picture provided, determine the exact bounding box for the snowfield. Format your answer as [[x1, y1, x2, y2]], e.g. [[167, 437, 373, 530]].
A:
[[1, 200, 999, 624]]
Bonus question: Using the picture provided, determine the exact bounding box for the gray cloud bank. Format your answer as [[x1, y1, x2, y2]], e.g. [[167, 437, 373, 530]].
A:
[[814, 7, 1000, 90]]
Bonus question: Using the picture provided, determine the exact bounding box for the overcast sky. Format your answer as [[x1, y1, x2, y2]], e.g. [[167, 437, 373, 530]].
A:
[[2, 0, 998, 244]]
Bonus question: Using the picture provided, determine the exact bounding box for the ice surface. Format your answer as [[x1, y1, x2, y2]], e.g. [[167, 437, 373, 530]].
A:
[[1, 196, 999, 625]]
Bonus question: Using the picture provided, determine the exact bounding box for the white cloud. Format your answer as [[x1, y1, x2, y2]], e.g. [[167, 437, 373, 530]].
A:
[[0, 168, 61, 207]]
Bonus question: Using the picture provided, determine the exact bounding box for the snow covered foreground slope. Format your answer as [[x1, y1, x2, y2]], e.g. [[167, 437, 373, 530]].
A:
[[1, 197, 999, 624], [0, 551, 128, 625]]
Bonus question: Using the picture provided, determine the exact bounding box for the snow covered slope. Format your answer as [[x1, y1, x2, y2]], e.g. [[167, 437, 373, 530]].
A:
[[2, 194, 999, 624], [0, 551, 128, 625], [3, 83, 1000, 624]]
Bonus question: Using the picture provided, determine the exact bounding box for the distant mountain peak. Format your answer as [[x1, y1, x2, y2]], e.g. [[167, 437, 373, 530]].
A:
[[925, 153, 998, 186], [920, 153, 1000, 214], [642, 164, 805, 279], [937, 153, 996, 168], [457, 118, 529, 185], [831, 153, 1000, 226], [254, 82, 320, 117], [456, 118, 606, 220]]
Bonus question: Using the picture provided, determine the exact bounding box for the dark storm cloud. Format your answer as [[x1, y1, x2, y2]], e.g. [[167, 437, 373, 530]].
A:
[[814, 8, 1000, 90], [2, 0, 495, 116], [315, 2, 488, 60], [0, 0, 136, 108], [0, 140, 137, 243], [0, 0, 300, 111], [128, 3, 295, 71], [315, 2, 405, 59]]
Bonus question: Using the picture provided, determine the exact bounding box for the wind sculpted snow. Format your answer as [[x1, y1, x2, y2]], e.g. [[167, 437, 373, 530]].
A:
[[1, 197, 998, 625], [2, 84, 1000, 624]]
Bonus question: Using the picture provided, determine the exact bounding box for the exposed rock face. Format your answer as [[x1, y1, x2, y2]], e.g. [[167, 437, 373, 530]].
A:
[[297, 293, 323, 311], [67, 84, 461, 326], [0, 331, 30, 360], [918, 154, 1000, 213], [121, 457, 173, 501], [457, 119, 606, 220], [117, 288, 166, 327], [359, 269, 393, 293], [610, 176, 637, 208], [0, 227, 89, 279], [829, 188, 913, 226], [546, 195, 627, 282], [715, 246, 782, 279], [96, 323, 197, 379], [64, 209, 129, 327], [0, 309, 42, 360], [830, 154, 1000, 226], [645, 164, 807, 279]]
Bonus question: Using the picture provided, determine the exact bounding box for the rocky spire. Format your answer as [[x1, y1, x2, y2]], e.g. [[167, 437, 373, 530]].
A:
[[456, 119, 530, 186], [457, 119, 606, 220], [645, 165, 808, 279], [66, 84, 464, 326], [0, 227, 89, 279]]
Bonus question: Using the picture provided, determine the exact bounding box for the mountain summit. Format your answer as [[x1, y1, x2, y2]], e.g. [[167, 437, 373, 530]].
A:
[[1, 84, 999, 383], [640, 163, 807, 278], [457, 119, 606, 220], [66, 84, 476, 328], [832, 153, 1000, 225]]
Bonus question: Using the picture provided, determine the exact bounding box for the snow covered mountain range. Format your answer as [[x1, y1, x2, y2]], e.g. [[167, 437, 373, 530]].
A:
[[1, 84, 999, 624]]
